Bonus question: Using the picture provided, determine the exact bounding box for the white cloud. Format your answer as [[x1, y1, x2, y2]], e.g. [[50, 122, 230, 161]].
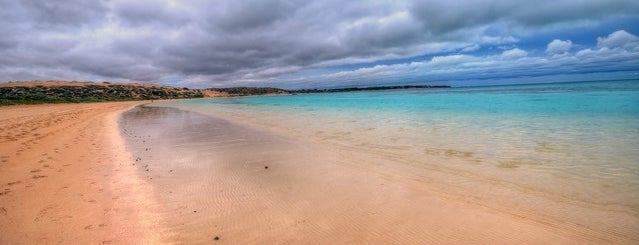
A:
[[501, 48, 527, 59], [480, 35, 519, 45], [461, 44, 480, 52], [430, 54, 474, 65], [546, 39, 572, 54], [597, 30, 639, 49]]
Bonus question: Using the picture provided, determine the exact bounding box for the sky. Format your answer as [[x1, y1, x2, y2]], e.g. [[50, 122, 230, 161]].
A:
[[0, 0, 638, 89]]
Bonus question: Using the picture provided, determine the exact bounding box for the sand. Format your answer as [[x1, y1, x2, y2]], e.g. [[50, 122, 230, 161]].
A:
[[1, 102, 636, 244], [0, 102, 166, 244], [121, 105, 636, 244]]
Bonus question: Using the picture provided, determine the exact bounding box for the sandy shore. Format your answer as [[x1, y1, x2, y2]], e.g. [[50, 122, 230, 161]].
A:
[[2, 102, 635, 244], [121, 105, 636, 244], [0, 102, 166, 244]]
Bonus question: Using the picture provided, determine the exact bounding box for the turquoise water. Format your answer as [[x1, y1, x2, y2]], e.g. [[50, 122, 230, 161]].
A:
[[168, 80, 639, 209], [209, 80, 639, 116]]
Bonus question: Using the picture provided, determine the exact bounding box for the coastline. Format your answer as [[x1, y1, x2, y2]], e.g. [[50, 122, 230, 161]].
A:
[[0, 102, 166, 243]]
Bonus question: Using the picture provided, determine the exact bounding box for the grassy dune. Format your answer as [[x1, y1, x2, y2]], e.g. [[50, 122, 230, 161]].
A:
[[0, 81, 204, 105]]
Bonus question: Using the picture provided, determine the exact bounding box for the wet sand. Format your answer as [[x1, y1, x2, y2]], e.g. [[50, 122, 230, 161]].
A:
[[121, 105, 636, 244], [2, 102, 635, 244], [0, 102, 166, 244]]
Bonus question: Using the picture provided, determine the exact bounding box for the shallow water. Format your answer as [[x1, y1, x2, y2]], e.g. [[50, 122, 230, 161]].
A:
[[140, 80, 639, 241], [119, 106, 326, 243], [162, 80, 639, 214]]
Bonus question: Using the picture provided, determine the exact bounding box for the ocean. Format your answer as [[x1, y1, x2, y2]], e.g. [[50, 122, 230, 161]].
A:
[[142, 79, 639, 241]]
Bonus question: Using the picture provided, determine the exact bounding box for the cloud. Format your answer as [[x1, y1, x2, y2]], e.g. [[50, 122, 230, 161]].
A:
[[510, 0, 639, 27], [597, 30, 639, 49], [409, 0, 639, 33], [460, 44, 480, 52], [110, 0, 192, 28], [18, 0, 109, 28], [546, 39, 573, 54], [275, 29, 639, 88], [479, 36, 519, 45], [501, 48, 528, 59], [0, 0, 638, 88], [207, 0, 306, 32]]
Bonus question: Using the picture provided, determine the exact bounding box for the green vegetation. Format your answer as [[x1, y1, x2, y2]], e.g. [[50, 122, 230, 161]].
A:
[[0, 82, 203, 106]]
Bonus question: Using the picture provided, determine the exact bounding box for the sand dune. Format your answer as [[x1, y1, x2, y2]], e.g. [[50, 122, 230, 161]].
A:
[[0, 102, 166, 244]]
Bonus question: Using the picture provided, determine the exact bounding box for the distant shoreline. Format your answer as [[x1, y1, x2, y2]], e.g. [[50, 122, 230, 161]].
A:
[[288, 85, 450, 94], [0, 80, 450, 105]]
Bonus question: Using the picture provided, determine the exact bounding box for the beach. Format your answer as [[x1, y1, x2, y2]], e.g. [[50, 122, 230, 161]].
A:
[[122, 101, 637, 243], [2, 0, 637, 243], [1, 83, 638, 244], [0, 102, 166, 244]]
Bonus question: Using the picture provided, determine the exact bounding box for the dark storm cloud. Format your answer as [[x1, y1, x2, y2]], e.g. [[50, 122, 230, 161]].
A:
[[113, 1, 191, 27], [17, 0, 109, 28], [409, 1, 512, 36], [0, 0, 638, 87], [206, 0, 306, 32], [409, 0, 639, 35]]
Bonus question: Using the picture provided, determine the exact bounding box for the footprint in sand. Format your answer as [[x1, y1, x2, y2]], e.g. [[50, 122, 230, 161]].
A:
[[7, 181, 22, 186], [34, 204, 57, 222]]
